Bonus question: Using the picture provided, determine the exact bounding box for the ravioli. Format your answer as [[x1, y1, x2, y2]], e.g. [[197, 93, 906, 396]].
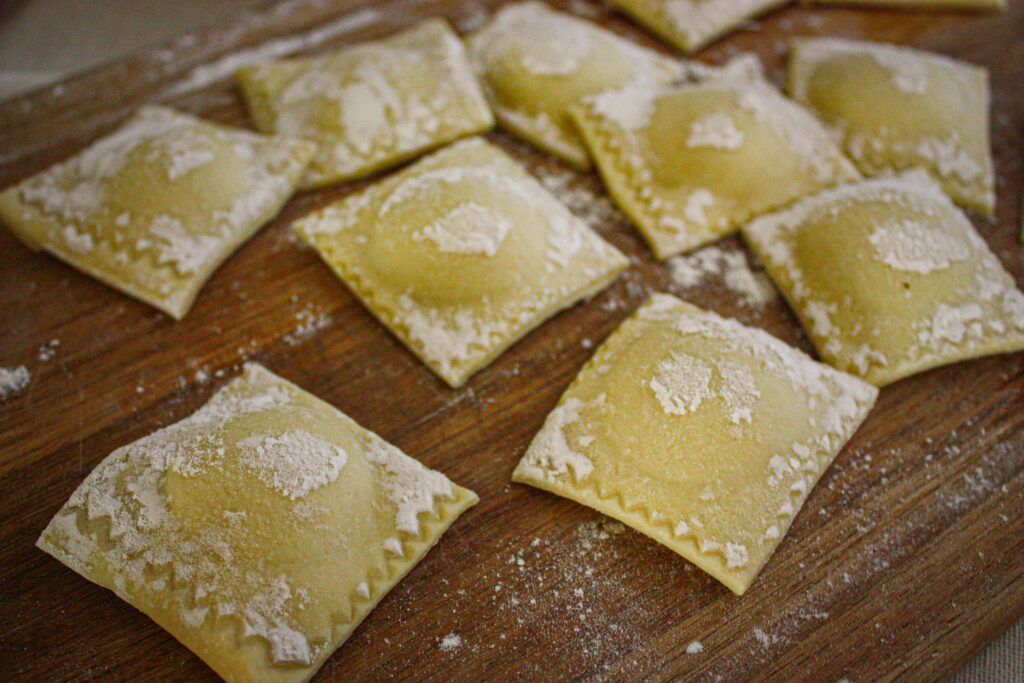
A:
[[605, 0, 789, 52], [743, 170, 1024, 386], [788, 37, 996, 215], [0, 106, 314, 319], [512, 294, 877, 595], [570, 68, 859, 259], [466, 1, 683, 168], [803, 0, 1004, 9], [236, 18, 494, 189], [294, 137, 629, 387], [37, 363, 478, 683]]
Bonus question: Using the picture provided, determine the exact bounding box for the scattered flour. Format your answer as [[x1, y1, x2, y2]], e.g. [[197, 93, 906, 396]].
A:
[[588, 85, 658, 132], [668, 245, 776, 307], [364, 432, 455, 535], [37, 339, 60, 362], [0, 366, 31, 398], [536, 165, 623, 230], [439, 633, 463, 651], [283, 306, 333, 346], [866, 219, 969, 274], [514, 396, 603, 483], [415, 203, 511, 256], [752, 627, 782, 649], [683, 189, 716, 227]]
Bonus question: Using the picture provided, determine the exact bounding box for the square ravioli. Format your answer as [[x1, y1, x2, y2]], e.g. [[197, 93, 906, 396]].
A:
[[37, 363, 478, 683], [569, 69, 859, 259], [466, 1, 684, 168], [0, 106, 314, 319], [294, 137, 629, 388], [605, 0, 789, 52], [788, 38, 995, 215], [236, 19, 494, 189], [512, 294, 877, 595], [742, 170, 1024, 386], [803, 0, 1004, 9]]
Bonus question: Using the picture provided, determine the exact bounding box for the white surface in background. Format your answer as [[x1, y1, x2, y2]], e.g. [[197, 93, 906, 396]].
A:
[[0, 0, 263, 99], [950, 620, 1024, 683]]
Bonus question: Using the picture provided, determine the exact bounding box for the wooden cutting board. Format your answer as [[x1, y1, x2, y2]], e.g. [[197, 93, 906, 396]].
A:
[[1, 0, 1022, 680]]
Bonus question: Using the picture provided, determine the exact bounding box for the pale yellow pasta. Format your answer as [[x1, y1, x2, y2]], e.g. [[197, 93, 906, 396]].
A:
[[788, 37, 995, 214], [466, 1, 683, 167], [570, 67, 858, 259], [37, 363, 478, 683], [0, 106, 314, 319], [605, 0, 790, 52], [294, 138, 629, 387], [513, 294, 877, 594], [743, 170, 1024, 386], [237, 19, 493, 189]]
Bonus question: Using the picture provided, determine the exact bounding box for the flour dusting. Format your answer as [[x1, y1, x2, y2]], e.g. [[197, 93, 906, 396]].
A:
[[867, 219, 969, 274], [238, 429, 349, 500], [0, 366, 31, 398], [439, 633, 463, 651], [364, 432, 455, 535], [687, 112, 744, 150], [668, 245, 776, 308], [415, 203, 511, 256], [650, 353, 713, 416]]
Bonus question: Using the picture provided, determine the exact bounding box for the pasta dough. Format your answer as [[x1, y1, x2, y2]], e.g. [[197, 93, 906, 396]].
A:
[[743, 170, 1024, 386], [466, 2, 684, 168], [512, 294, 877, 594], [605, 0, 789, 53], [788, 38, 996, 215], [236, 19, 493, 189], [0, 106, 314, 319], [37, 363, 478, 683], [294, 137, 629, 387], [802, 0, 1004, 9], [570, 67, 859, 259]]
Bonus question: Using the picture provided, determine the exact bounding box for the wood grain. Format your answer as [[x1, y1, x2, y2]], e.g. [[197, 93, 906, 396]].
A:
[[1, 0, 1023, 681]]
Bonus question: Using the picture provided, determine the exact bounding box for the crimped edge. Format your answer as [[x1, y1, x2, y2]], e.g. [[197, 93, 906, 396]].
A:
[[785, 37, 996, 216], [234, 19, 495, 190], [0, 130, 315, 320], [606, 0, 790, 53], [293, 141, 629, 387], [741, 176, 1024, 387], [568, 92, 746, 260], [512, 294, 878, 594]]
